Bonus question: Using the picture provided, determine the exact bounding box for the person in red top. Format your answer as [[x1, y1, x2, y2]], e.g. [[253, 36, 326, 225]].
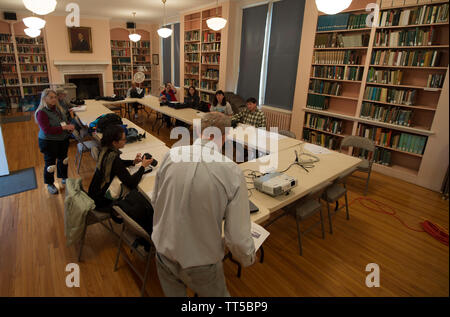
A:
[[159, 82, 178, 127]]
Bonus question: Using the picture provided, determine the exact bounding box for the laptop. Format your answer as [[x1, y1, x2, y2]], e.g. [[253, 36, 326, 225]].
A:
[[249, 200, 259, 213]]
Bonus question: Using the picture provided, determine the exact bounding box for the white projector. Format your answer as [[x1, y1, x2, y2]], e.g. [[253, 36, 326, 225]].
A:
[[253, 172, 297, 197]]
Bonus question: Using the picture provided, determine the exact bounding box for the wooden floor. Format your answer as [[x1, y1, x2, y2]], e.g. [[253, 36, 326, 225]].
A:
[[0, 109, 448, 297]]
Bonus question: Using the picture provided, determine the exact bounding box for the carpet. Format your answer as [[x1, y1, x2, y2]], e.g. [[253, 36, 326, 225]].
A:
[[0, 167, 37, 198]]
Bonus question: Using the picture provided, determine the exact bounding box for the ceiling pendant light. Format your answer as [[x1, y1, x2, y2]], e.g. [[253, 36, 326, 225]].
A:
[[23, 17, 46, 29], [24, 28, 41, 38], [23, 0, 57, 16], [157, 0, 173, 38], [206, 0, 227, 31], [128, 12, 141, 42], [315, 0, 352, 15]]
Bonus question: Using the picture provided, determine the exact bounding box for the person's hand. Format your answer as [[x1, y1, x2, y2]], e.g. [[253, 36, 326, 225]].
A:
[[141, 157, 153, 168], [62, 124, 75, 132], [133, 153, 142, 165]]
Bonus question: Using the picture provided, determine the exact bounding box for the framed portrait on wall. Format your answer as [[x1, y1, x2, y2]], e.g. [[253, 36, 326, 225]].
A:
[[152, 54, 159, 65], [68, 27, 92, 53]]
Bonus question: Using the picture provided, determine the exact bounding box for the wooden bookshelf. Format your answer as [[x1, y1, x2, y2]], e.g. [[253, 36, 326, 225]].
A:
[[182, 5, 227, 104], [302, 0, 449, 178]]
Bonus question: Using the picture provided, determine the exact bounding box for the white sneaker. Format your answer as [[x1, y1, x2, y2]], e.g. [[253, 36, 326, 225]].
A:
[[47, 165, 56, 173], [47, 184, 58, 195]]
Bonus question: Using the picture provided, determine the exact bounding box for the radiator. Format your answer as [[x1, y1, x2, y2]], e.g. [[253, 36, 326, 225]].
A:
[[261, 106, 292, 131]]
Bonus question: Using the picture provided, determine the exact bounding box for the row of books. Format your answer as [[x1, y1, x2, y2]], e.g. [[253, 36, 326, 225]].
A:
[[312, 65, 364, 81], [186, 54, 199, 63], [23, 86, 48, 95], [16, 37, 44, 45], [18, 56, 46, 64], [21, 76, 49, 84], [371, 49, 441, 67], [317, 13, 369, 31], [200, 93, 213, 103], [304, 113, 344, 135], [202, 43, 220, 52], [4, 88, 20, 96], [378, 3, 449, 27], [306, 94, 330, 110], [356, 124, 427, 155], [113, 73, 132, 81], [132, 41, 150, 49], [112, 57, 131, 64], [313, 50, 363, 65], [315, 33, 370, 48], [0, 44, 13, 53], [367, 68, 403, 85], [200, 80, 217, 91], [203, 32, 221, 43], [353, 147, 391, 166], [0, 34, 11, 43], [20, 65, 47, 72], [185, 79, 199, 87], [364, 86, 416, 105], [201, 54, 219, 64], [2, 65, 16, 73], [111, 49, 130, 57], [1, 78, 19, 85], [1, 55, 15, 63], [310, 79, 342, 96], [132, 48, 150, 55], [185, 43, 199, 53], [427, 73, 445, 88], [202, 69, 219, 80], [112, 65, 131, 72], [360, 102, 413, 127], [186, 31, 200, 41], [111, 40, 130, 48], [374, 27, 436, 47], [303, 129, 341, 150], [16, 46, 45, 54], [185, 65, 199, 75], [133, 56, 149, 63]]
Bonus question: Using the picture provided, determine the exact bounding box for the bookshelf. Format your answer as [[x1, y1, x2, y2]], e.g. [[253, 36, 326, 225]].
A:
[[0, 21, 50, 109], [183, 6, 224, 104], [132, 31, 151, 95], [302, 0, 449, 182]]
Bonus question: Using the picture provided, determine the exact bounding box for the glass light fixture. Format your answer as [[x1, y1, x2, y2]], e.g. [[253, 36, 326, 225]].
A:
[[23, 17, 46, 29], [23, 0, 57, 15], [157, 0, 173, 38], [24, 28, 41, 38], [315, 0, 352, 15], [206, 0, 227, 31], [128, 12, 141, 42]]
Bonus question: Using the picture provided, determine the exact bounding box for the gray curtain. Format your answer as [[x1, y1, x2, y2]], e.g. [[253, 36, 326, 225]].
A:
[[162, 25, 172, 85], [264, 0, 305, 110], [236, 4, 268, 100], [173, 23, 180, 87]]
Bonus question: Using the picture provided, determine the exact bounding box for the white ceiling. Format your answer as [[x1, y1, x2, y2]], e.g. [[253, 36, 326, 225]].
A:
[[0, 0, 223, 23]]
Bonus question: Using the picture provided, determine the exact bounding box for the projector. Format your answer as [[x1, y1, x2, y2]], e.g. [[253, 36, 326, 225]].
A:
[[253, 172, 297, 197]]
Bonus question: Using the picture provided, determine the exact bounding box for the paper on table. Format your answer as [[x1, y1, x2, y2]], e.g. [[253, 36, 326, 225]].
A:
[[71, 106, 87, 112], [303, 143, 331, 155], [251, 222, 270, 251]]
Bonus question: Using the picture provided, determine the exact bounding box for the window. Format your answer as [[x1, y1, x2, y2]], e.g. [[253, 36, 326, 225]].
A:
[[237, 0, 305, 110], [161, 22, 181, 87]]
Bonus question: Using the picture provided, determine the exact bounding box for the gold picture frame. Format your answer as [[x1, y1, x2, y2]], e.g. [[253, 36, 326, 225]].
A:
[[68, 27, 92, 53]]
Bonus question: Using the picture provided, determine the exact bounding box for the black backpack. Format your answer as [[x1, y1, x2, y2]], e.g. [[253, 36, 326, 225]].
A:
[[96, 113, 123, 133], [125, 127, 146, 143], [116, 189, 154, 236]]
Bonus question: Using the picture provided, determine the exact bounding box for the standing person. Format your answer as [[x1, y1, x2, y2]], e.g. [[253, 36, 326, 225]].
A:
[[35, 88, 75, 194], [159, 82, 178, 127], [151, 112, 256, 297], [88, 124, 153, 220], [210, 90, 233, 116], [126, 81, 145, 120], [231, 97, 266, 129]]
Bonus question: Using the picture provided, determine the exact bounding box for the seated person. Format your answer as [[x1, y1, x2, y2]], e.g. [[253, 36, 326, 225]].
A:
[[56, 87, 83, 132], [159, 82, 178, 127], [210, 90, 233, 116], [184, 86, 200, 109], [88, 125, 153, 222], [231, 97, 266, 129], [126, 82, 145, 119]]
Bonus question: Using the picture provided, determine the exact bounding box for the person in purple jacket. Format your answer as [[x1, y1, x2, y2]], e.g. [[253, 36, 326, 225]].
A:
[[35, 88, 75, 194]]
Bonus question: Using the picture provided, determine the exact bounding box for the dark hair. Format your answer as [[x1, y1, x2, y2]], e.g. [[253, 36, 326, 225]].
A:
[[164, 82, 172, 88], [188, 86, 198, 96], [246, 97, 257, 104], [213, 90, 226, 107], [101, 125, 125, 147]]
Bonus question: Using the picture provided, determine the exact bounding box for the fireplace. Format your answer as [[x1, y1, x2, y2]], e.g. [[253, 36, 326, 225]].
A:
[[64, 74, 103, 99]]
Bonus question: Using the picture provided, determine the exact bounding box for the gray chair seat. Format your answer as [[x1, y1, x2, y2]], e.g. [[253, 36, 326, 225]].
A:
[[77, 140, 98, 153], [296, 199, 321, 220], [358, 159, 370, 170], [323, 183, 346, 203], [87, 210, 111, 225]]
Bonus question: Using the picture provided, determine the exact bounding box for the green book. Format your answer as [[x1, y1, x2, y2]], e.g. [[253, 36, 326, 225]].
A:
[[410, 135, 418, 154]]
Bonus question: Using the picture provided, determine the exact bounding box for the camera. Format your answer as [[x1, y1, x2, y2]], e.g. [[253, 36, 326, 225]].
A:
[[143, 153, 158, 167]]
